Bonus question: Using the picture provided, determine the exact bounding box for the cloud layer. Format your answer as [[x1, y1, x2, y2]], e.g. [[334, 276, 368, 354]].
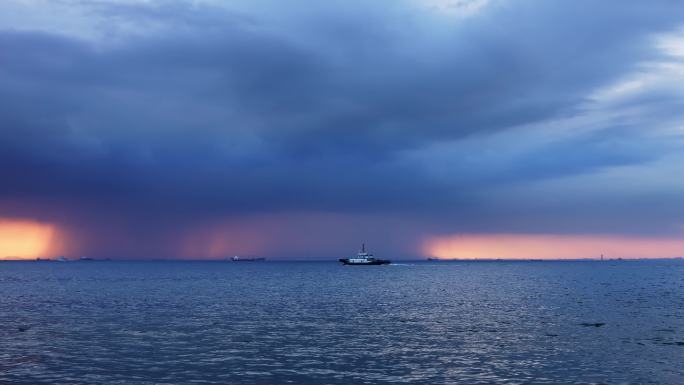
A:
[[2, 0, 684, 258]]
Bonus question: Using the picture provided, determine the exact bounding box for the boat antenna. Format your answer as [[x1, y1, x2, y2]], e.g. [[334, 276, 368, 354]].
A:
[[362, 243, 365, 253]]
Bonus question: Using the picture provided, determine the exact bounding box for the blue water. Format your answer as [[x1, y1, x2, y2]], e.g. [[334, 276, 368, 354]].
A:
[[1, 260, 684, 384]]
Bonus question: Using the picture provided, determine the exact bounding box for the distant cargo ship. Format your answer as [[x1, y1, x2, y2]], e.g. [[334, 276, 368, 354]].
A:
[[339, 244, 390, 265], [231, 256, 265, 262]]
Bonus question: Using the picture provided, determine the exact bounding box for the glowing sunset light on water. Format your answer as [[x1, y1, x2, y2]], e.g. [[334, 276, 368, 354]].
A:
[[0, 219, 56, 259], [424, 234, 684, 260]]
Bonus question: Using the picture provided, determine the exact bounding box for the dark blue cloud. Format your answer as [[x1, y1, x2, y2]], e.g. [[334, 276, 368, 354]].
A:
[[1, 0, 684, 256]]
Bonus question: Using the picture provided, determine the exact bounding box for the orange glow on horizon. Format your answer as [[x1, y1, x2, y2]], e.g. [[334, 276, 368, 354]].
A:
[[0, 219, 56, 260], [425, 234, 684, 260]]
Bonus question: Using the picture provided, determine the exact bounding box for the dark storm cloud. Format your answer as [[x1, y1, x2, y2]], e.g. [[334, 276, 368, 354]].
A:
[[2, 0, 684, 255]]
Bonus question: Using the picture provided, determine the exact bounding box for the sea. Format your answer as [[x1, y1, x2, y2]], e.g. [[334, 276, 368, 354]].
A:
[[1, 260, 683, 384]]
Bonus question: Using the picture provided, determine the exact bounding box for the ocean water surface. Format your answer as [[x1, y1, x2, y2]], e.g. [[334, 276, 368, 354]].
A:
[[1, 260, 684, 384]]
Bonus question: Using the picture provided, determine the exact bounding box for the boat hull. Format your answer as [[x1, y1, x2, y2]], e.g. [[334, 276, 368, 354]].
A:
[[339, 258, 391, 265]]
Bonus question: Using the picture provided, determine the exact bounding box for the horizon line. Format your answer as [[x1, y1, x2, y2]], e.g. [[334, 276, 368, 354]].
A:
[[3, 257, 684, 262]]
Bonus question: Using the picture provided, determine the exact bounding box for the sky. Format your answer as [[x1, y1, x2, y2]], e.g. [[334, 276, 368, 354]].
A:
[[2, 0, 684, 259]]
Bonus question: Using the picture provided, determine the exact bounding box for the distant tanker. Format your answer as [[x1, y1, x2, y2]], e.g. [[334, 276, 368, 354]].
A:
[[231, 256, 265, 262]]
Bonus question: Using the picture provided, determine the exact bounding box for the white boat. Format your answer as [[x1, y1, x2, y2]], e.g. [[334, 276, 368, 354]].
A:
[[339, 244, 390, 265]]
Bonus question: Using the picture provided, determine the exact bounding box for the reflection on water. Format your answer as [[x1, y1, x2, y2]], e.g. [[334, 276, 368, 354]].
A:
[[1, 260, 684, 384]]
